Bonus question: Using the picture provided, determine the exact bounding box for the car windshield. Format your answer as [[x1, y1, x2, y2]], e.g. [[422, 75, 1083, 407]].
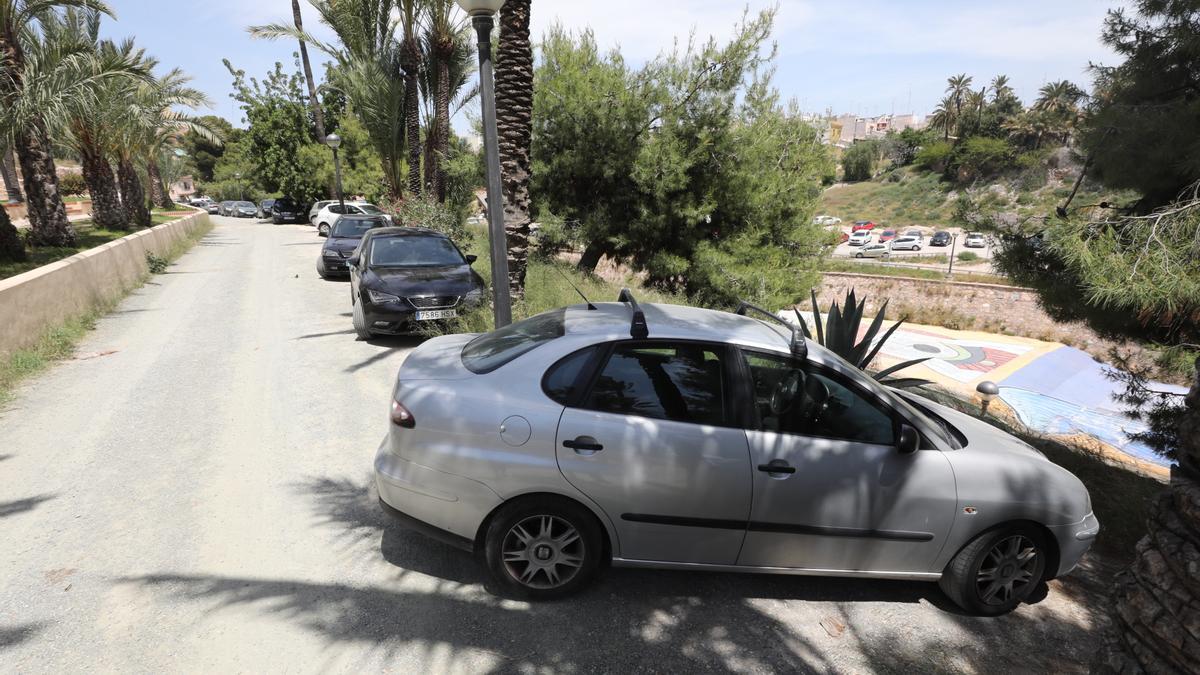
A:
[[235, 202, 254, 208], [462, 309, 566, 374], [333, 218, 385, 238], [369, 235, 464, 267], [356, 204, 383, 215]]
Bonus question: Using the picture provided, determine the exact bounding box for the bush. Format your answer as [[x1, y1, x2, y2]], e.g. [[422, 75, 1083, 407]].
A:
[[914, 141, 953, 172], [842, 140, 878, 182], [531, 212, 575, 260], [391, 197, 467, 242], [145, 252, 169, 273], [957, 251, 979, 262], [59, 172, 87, 197], [948, 137, 1016, 182]]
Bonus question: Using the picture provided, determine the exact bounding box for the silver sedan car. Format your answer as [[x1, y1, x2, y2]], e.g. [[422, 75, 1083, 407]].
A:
[[374, 295, 1098, 615]]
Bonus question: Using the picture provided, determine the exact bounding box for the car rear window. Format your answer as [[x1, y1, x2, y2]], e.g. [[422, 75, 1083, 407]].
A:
[[462, 309, 566, 374]]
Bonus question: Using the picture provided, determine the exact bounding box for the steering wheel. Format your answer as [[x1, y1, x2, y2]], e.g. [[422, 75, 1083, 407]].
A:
[[769, 371, 803, 416]]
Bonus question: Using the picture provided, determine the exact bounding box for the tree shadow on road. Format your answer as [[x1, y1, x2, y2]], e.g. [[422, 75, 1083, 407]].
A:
[[0, 494, 54, 519], [343, 336, 423, 373], [0, 623, 45, 650]]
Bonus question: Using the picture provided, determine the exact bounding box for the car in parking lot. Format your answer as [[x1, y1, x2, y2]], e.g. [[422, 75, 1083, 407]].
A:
[[205, 202, 220, 215], [964, 232, 987, 248], [848, 230, 872, 246], [217, 201, 234, 216], [903, 229, 924, 242], [257, 198, 276, 219], [348, 227, 485, 339], [373, 296, 1098, 615], [930, 231, 952, 247], [851, 220, 876, 232], [308, 200, 334, 225], [271, 196, 305, 224], [231, 201, 257, 218], [890, 236, 922, 251], [813, 215, 842, 226], [315, 202, 390, 236], [878, 229, 897, 243], [317, 215, 389, 279], [855, 242, 890, 258]]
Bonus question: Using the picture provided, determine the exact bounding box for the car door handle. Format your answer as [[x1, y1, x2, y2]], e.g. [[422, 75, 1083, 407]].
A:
[[563, 436, 603, 453], [757, 462, 796, 475]]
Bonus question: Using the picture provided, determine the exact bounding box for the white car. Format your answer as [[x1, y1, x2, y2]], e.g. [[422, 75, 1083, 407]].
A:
[[964, 232, 987, 248], [848, 231, 872, 246], [813, 215, 842, 226], [308, 200, 335, 225], [890, 236, 922, 251], [315, 202, 390, 236], [855, 242, 890, 258]]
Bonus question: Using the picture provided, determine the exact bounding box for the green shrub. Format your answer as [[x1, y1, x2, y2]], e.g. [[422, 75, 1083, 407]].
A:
[[531, 212, 575, 260], [842, 140, 879, 182], [914, 141, 953, 172], [948, 137, 1016, 181], [391, 197, 467, 242], [146, 252, 169, 273], [59, 172, 87, 197], [957, 251, 979, 262]]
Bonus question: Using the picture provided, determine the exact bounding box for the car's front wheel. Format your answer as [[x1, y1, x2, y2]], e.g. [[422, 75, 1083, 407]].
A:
[[318, 222, 330, 236], [352, 296, 373, 340], [483, 497, 603, 600], [856, 252, 864, 258], [939, 524, 1048, 616]]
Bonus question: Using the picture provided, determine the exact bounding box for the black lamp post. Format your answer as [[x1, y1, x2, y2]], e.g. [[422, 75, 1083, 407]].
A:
[[457, 0, 512, 329], [326, 133, 345, 212]]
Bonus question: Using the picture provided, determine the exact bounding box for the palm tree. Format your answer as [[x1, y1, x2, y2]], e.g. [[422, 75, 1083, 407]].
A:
[[423, 0, 466, 203], [0, 145, 22, 203], [990, 74, 1013, 104], [496, 0, 532, 300], [292, 0, 326, 142], [945, 73, 972, 138], [399, 0, 423, 197], [1034, 79, 1086, 143], [137, 70, 218, 210], [928, 95, 956, 141], [0, 0, 116, 246], [418, 24, 476, 200]]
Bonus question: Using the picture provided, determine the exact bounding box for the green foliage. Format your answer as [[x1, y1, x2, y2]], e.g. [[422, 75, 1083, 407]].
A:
[[947, 136, 1015, 181], [914, 141, 953, 173], [842, 140, 879, 182], [1082, 0, 1200, 209], [180, 115, 234, 181], [531, 9, 832, 308], [794, 288, 931, 388], [58, 172, 87, 197], [531, 212, 575, 260], [957, 251, 978, 262], [145, 252, 168, 273], [390, 196, 466, 241], [883, 128, 936, 167]]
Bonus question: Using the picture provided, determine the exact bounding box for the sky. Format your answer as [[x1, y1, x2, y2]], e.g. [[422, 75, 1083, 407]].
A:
[[99, 0, 1129, 132]]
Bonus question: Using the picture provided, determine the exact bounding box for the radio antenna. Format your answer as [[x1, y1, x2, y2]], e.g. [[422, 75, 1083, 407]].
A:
[[552, 264, 596, 310]]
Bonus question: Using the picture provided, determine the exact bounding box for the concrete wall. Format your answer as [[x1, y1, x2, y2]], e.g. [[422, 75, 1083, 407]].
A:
[[0, 211, 211, 357]]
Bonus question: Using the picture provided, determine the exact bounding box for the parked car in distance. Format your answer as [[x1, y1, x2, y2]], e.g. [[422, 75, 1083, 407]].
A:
[[349, 227, 485, 339], [218, 201, 235, 216], [890, 236, 922, 251], [317, 215, 389, 279], [232, 201, 257, 218], [964, 232, 987, 248], [205, 202, 220, 215], [316, 202, 390, 236], [271, 196, 305, 224], [855, 242, 890, 258], [903, 229, 924, 241], [308, 200, 334, 225], [373, 298, 1097, 614], [813, 215, 842, 226], [848, 231, 872, 246], [257, 199, 276, 219], [878, 230, 897, 243], [851, 220, 876, 232], [836, 231, 849, 244], [930, 231, 952, 247]]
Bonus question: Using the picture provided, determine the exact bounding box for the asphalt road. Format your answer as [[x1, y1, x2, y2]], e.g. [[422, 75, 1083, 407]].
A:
[[1, 216, 1109, 673]]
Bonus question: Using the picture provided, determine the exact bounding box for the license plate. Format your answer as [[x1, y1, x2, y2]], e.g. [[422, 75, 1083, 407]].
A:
[[415, 309, 457, 321]]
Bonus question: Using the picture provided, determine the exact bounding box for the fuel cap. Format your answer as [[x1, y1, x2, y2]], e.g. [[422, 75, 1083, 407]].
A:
[[499, 415, 531, 447]]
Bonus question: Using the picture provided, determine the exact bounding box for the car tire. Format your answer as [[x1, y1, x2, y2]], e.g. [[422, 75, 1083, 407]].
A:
[[483, 497, 603, 601], [939, 524, 1048, 616], [856, 252, 864, 258], [318, 222, 330, 236], [914, 245, 922, 251], [352, 296, 373, 340], [317, 258, 328, 280]]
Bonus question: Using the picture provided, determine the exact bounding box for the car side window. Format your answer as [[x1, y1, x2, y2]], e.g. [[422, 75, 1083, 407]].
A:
[[542, 347, 598, 405], [584, 343, 727, 426], [742, 351, 895, 445]]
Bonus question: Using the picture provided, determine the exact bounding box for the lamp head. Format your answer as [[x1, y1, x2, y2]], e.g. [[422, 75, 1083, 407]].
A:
[[976, 380, 999, 403], [455, 0, 505, 16], [325, 133, 342, 150]]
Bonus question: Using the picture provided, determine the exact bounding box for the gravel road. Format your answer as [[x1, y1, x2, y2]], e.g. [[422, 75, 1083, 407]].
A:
[[1, 216, 1112, 673]]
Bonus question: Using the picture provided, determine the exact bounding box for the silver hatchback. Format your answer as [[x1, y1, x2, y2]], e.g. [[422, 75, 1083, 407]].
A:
[[374, 294, 1098, 615]]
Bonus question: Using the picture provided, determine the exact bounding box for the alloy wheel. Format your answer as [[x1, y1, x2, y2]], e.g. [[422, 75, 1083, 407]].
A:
[[501, 515, 585, 590], [975, 534, 1039, 606]]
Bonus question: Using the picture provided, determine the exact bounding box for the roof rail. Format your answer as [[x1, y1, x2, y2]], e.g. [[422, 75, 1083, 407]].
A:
[[735, 301, 808, 358], [618, 288, 649, 339]]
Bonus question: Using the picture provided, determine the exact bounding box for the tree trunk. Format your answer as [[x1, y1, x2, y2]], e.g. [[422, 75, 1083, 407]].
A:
[[0, 200, 26, 263], [496, 0, 533, 301], [16, 124, 75, 247], [118, 158, 149, 229], [80, 145, 127, 230], [423, 125, 436, 196], [432, 49, 451, 203], [403, 37, 423, 198], [577, 241, 605, 274], [293, 0, 327, 142], [147, 158, 173, 210], [1, 146, 23, 203], [1100, 358, 1200, 673]]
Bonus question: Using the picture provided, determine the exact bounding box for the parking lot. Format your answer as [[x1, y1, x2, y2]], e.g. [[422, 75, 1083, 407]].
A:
[[826, 224, 998, 262], [0, 216, 1110, 673]]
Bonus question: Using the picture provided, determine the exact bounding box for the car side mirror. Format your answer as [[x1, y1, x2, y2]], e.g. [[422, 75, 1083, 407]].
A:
[[346, 256, 359, 268], [465, 254, 477, 264], [898, 424, 920, 455]]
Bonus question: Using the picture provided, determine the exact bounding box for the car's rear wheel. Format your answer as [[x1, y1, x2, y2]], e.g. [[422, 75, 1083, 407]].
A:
[[352, 296, 373, 340], [939, 524, 1047, 616], [483, 497, 603, 600]]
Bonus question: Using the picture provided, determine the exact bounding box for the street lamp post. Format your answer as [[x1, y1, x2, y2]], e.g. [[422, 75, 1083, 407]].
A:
[[457, 0, 512, 329], [325, 133, 345, 212], [234, 172, 242, 201]]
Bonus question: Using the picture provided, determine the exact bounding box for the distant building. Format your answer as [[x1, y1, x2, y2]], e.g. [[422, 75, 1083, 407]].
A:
[[169, 175, 196, 202]]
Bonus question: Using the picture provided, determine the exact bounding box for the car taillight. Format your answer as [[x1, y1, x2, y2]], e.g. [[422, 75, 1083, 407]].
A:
[[390, 399, 415, 428]]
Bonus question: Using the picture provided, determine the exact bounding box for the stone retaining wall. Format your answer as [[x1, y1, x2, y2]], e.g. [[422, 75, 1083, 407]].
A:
[[0, 211, 210, 357]]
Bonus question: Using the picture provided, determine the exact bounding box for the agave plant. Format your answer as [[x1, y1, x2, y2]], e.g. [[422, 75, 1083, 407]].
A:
[[794, 288, 932, 389]]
